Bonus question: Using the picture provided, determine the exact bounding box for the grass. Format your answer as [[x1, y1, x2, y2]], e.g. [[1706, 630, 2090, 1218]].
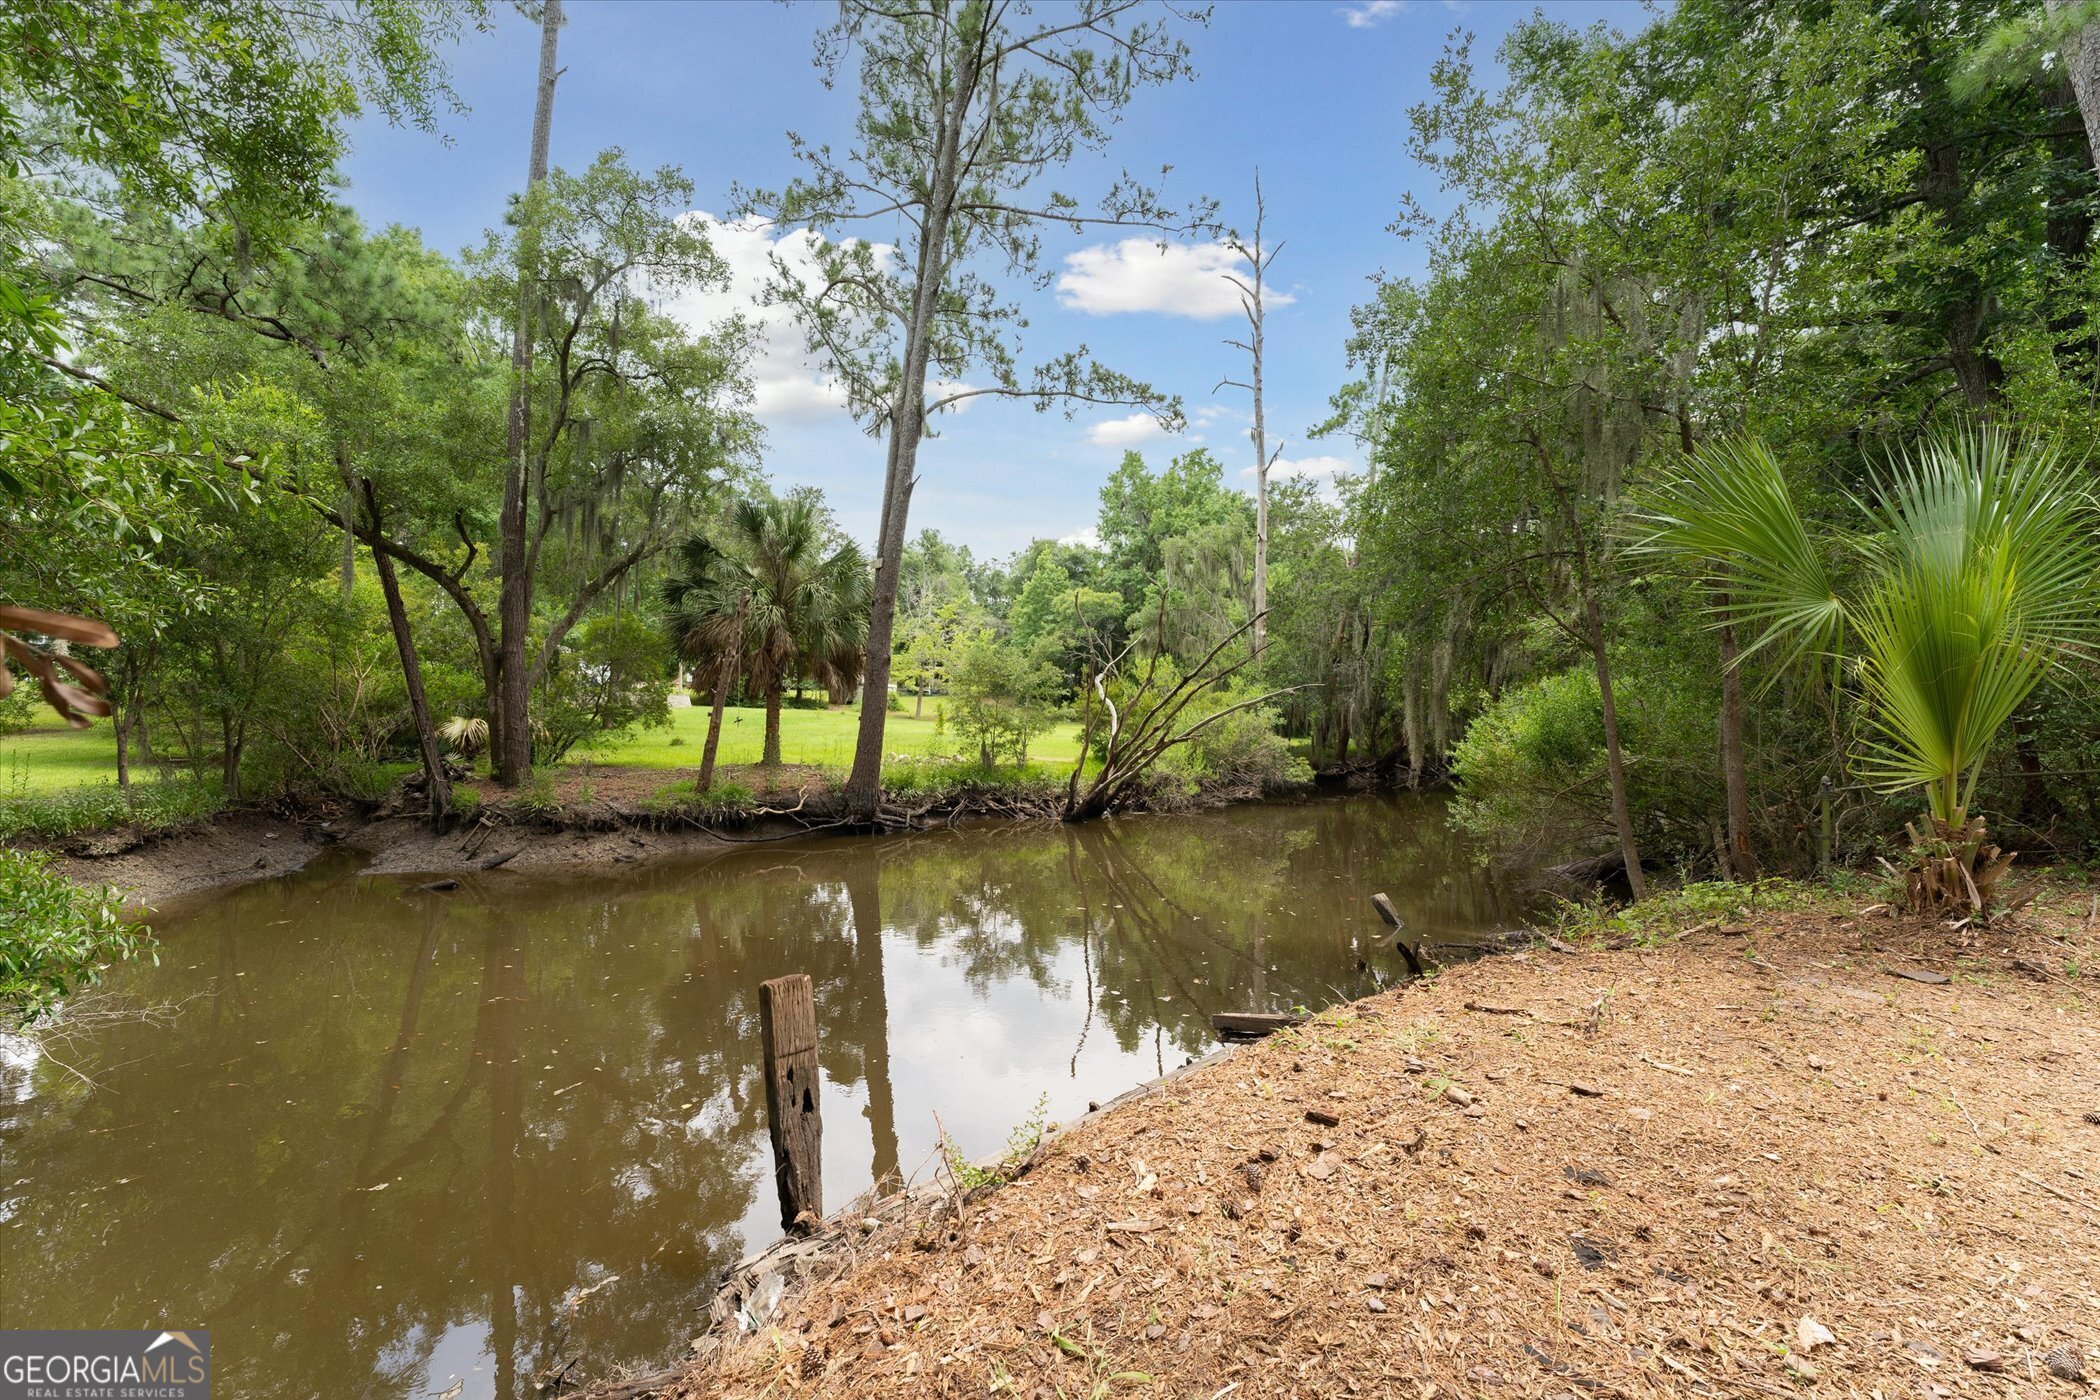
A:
[[0, 699, 1089, 830], [0, 726, 125, 795], [0, 778, 224, 840], [574, 698, 1085, 770]]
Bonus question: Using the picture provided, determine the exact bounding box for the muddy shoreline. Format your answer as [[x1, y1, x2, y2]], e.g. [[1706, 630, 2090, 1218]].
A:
[[29, 773, 1357, 908]]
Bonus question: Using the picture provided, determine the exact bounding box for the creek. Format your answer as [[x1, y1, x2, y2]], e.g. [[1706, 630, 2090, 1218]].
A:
[[0, 792, 1525, 1398]]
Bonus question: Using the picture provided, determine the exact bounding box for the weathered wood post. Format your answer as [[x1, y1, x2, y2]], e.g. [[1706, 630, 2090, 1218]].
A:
[[1370, 893, 1425, 977], [759, 974, 823, 1233]]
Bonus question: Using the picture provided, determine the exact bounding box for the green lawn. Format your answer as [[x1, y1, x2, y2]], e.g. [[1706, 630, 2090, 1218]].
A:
[[0, 726, 124, 795], [0, 700, 1086, 799], [576, 699, 1084, 770]]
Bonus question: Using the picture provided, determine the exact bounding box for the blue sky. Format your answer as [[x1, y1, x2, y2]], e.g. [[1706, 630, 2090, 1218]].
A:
[[342, 0, 1644, 559]]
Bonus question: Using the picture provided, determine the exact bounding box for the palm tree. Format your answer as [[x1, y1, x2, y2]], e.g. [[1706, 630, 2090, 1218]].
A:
[[665, 495, 871, 781], [1634, 426, 2100, 910]]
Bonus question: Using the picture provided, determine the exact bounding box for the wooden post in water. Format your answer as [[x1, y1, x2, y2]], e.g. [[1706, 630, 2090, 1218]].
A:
[[759, 974, 823, 1233]]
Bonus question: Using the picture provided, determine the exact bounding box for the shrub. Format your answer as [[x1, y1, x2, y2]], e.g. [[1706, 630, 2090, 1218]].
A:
[[1160, 684, 1312, 791], [948, 635, 1059, 768], [532, 613, 674, 765], [1450, 661, 1715, 863], [0, 779, 224, 840], [0, 850, 154, 1029]]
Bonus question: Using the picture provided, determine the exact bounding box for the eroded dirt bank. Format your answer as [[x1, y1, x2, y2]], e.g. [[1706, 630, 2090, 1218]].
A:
[[602, 888, 2100, 1399], [36, 765, 1336, 907]]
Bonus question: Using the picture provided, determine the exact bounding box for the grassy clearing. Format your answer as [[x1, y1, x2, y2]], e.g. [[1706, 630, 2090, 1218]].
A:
[[0, 727, 123, 795], [0, 701, 1087, 831], [574, 699, 1085, 770]]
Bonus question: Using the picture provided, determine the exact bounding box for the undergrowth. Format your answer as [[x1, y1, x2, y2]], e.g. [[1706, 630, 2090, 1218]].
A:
[[939, 1094, 1053, 1192], [0, 780, 225, 840], [1549, 876, 1843, 945]]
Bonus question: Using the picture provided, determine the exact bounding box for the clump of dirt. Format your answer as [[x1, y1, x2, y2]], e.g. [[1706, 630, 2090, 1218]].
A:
[[639, 886, 2100, 1398]]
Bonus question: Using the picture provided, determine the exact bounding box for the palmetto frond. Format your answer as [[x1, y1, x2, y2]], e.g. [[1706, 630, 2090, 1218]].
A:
[[1629, 436, 1845, 674], [1633, 426, 2100, 827]]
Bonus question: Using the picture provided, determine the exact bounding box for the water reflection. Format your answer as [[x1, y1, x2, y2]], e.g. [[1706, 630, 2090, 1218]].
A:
[[0, 793, 1518, 1398]]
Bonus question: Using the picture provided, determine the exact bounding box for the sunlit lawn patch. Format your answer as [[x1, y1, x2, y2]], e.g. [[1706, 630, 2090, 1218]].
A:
[[573, 700, 1085, 772]]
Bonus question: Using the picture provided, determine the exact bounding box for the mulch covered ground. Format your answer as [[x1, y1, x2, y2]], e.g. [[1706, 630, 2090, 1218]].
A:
[[656, 883, 2100, 1399]]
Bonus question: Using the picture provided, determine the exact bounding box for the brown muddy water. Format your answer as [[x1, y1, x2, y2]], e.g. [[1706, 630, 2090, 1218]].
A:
[[0, 793, 1525, 1398]]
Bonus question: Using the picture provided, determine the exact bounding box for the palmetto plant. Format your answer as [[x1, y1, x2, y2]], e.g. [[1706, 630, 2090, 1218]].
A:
[[664, 495, 870, 778], [1635, 427, 2100, 911], [438, 716, 489, 759]]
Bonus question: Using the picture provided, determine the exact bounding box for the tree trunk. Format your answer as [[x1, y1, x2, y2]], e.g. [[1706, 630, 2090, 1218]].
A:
[[494, 0, 563, 787], [844, 37, 980, 821], [221, 714, 241, 802], [365, 480, 452, 830], [2049, 0, 2100, 168], [114, 704, 131, 794], [338, 479, 357, 601], [1582, 595, 1645, 902], [847, 387, 918, 815], [1534, 433, 1643, 899], [699, 661, 730, 791], [2012, 713, 2061, 827], [1716, 594, 1754, 880], [762, 683, 783, 767], [914, 685, 923, 719]]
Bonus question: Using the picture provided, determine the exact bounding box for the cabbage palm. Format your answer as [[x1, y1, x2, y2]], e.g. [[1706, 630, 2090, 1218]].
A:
[[1634, 428, 2100, 903], [665, 495, 871, 775]]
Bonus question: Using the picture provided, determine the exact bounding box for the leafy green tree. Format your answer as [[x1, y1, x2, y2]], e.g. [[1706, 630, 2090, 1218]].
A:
[[1096, 450, 1251, 613], [531, 612, 672, 765], [746, 0, 1205, 818], [894, 596, 986, 719], [948, 632, 1057, 769], [0, 0, 474, 718], [0, 851, 151, 1029]]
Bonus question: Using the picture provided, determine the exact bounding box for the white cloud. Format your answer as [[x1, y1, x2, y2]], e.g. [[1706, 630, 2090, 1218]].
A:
[[1058, 526, 1102, 548], [1243, 454, 1357, 481], [1338, 0, 1406, 28], [660, 213, 896, 425], [1087, 412, 1170, 447], [927, 379, 978, 416], [1055, 239, 1295, 321]]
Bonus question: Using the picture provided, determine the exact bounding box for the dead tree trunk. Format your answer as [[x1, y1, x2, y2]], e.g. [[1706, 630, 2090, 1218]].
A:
[[1222, 174, 1284, 662]]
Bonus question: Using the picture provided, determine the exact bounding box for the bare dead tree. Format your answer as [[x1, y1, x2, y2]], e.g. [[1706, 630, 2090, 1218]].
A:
[[1218, 173, 1285, 662]]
